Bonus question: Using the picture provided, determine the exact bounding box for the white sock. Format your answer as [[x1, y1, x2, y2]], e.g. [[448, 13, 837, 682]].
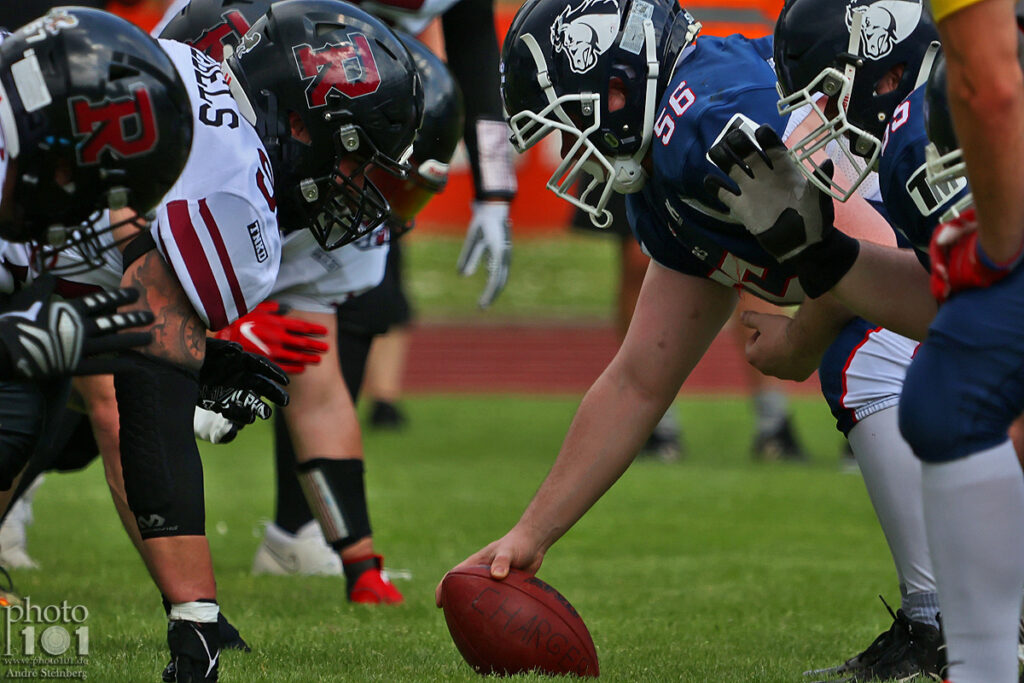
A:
[[922, 441, 1024, 683], [848, 408, 936, 601]]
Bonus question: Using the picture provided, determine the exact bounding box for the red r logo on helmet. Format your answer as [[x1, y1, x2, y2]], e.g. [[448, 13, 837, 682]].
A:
[[188, 10, 252, 61], [70, 85, 159, 165], [292, 34, 381, 107]]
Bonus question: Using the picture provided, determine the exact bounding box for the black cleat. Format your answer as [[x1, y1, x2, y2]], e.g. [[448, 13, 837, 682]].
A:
[[804, 597, 944, 682], [752, 416, 808, 462], [369, 400, 407, 430], [166, 620, 221, 682]]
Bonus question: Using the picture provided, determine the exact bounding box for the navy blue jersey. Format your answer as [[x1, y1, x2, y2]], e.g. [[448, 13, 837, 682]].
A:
[[878, 84, 970, 268], [627, 34, 804, 304]]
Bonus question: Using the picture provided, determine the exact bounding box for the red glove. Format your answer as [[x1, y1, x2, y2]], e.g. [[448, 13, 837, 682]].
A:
[[215, 302, 329, 374], [929, 207, 1020, 303]]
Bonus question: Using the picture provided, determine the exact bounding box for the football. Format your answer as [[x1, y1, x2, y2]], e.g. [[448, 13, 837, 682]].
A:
[[439, 566, 599, 677]]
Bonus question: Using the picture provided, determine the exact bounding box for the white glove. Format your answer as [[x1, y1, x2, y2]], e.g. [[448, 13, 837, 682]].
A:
[[456, 201, 512, 308], [193, 406, 239, 445]]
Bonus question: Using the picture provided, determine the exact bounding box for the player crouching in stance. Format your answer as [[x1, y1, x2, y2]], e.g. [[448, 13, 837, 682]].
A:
[[440, 0, 947, 680], [0, 7, 293, 681], [0, 7, 191, 495], [161, 0, 424, 605]]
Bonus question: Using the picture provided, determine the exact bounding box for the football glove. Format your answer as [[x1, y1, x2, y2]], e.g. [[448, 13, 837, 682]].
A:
[[929, 207, 1020, 302], [214, 301, 328, 374], [198, 337, 289, 425], [0, 274, 154, 379], [456, 200, 512, 309], [705, 124, 858, 298]]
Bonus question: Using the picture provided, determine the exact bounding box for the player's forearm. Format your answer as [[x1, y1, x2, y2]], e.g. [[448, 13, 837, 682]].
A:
[[939, 0, 1024, 263], [516, 266, 736, 549], [122, 249, 206, 370], [515, 360, 677, 550], [830, 243, 937, 340]]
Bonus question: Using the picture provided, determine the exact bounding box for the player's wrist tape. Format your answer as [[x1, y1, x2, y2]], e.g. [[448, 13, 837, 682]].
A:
[[169, 600, 219, 623], [791, 229, 860, 299]]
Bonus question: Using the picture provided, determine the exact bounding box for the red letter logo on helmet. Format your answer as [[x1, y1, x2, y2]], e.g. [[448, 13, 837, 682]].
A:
[[69, 86, 159, 165], [292, 34, 381, 108], [187, 10, 252, 62]]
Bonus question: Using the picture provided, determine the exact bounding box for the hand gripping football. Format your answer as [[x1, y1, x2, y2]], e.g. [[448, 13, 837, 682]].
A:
[[440, 566, 599, 677]]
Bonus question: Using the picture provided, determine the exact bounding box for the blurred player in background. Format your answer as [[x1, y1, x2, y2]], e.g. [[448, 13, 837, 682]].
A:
[[441, 1, 949, 680]]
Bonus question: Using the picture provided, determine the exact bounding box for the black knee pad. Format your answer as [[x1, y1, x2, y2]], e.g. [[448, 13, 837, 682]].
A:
[[114, 352, 205, 538], [296, 458, 371, 549]]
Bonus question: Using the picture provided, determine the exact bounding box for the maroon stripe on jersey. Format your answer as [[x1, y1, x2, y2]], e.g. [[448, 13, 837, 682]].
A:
[[166, 199, 228, 330], [198, 198, 248, 322]]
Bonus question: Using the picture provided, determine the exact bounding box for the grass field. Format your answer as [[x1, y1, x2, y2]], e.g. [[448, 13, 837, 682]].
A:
[[402, 234, 619, 321], [13, 394, 905, 682]]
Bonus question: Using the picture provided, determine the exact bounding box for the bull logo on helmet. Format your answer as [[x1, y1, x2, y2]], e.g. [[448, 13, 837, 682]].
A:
[[846, 0, 923, 60], [550, 0, 620, 74]]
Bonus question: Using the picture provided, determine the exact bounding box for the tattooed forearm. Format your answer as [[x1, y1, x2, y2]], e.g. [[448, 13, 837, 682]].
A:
[[121, 249, 207, 370]]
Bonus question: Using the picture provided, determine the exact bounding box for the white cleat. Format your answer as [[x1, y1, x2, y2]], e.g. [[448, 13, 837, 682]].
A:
[[252, 521, 342, 576], [0, 481, 41, 570]]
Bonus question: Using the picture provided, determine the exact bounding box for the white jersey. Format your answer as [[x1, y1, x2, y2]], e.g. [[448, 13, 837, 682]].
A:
[[47, 39, 280, 330], [271, 227, 389, 314]]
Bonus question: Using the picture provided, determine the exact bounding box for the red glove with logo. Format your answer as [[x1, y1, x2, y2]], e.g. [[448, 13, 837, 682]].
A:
[[215, 302, 329, 374], [929, 207, 1021, 303]]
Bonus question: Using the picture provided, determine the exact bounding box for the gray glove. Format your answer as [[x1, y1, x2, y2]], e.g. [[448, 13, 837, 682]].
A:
[[456, 201, 512, 308], [706, 124, 835, 261]]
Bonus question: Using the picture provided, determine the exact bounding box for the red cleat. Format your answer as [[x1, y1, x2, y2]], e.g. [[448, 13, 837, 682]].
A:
[[346, 555, 404, 605]]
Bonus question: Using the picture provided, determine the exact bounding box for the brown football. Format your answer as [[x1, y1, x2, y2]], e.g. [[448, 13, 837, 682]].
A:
[[440, 566, 599, 677]]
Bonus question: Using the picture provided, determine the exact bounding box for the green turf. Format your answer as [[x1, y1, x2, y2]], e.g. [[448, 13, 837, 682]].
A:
[[403, 234, 619, 321], [9, 395, 901, 682]]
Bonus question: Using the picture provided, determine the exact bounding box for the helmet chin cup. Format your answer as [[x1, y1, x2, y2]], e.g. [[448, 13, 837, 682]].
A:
[[611, 160, 647, 194]]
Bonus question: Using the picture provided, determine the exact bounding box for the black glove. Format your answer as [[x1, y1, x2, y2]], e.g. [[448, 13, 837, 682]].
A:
[[0, 274, 154, 380], [705, 124, 858, 297], [197, 337, 289, 424]]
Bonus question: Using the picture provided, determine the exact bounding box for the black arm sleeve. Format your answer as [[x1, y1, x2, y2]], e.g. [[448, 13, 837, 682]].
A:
[[441, 0, 517, 201]]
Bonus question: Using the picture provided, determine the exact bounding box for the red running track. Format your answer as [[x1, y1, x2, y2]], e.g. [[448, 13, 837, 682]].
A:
[[403, 323, 820, 395]]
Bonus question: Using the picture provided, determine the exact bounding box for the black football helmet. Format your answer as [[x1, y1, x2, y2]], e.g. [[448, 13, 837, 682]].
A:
[[367, 33, 463, 235], [501, 0, 700, 226], [159, 0, 270, 62], [774, 0, 939, 201], [223, 0, 424, 250], [0, 7, 192, 247]]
